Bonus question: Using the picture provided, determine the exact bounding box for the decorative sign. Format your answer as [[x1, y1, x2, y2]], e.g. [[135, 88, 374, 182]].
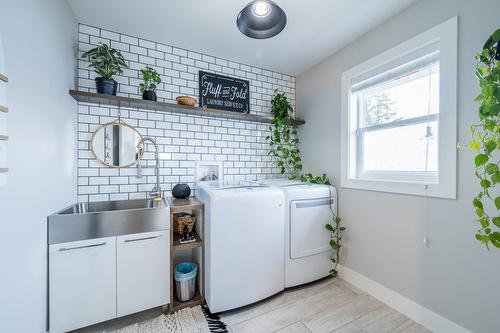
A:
[[199, 71, 250, 113]]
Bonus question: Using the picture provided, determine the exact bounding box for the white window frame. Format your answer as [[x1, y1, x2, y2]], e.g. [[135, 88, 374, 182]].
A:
[[340, 17, 457, 199]]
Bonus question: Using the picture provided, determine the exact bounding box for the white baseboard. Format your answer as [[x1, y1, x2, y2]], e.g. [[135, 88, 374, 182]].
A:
[[338, 265, 472, 333]]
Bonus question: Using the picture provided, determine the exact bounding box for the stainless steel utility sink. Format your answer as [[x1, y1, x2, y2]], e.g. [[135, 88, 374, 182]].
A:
[[48, 199, 169, 244]]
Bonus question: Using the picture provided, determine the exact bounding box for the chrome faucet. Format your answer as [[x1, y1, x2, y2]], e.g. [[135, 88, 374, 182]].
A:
[[137, 136, 162, 200]]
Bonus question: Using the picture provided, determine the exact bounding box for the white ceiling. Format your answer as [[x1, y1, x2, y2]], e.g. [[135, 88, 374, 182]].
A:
[[67, 0, 417, 75]]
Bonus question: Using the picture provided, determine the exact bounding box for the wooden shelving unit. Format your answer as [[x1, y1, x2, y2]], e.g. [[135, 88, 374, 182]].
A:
[[0, 73, 8, 175], [168, 197, 205, 313], [69, 90, 306, 126], [171, 289, 203, 313], [172, 231, 203, 251]]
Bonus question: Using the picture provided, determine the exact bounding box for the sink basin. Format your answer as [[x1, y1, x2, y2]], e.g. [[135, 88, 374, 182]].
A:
[[48, 199, 169, 244], [59, 198, 166, 214]]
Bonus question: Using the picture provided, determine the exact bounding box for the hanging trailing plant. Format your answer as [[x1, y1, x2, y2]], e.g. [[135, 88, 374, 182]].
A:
[[468, 28, 500, 249], [266, 90, 345, 276], [267, 90, 303, 179]]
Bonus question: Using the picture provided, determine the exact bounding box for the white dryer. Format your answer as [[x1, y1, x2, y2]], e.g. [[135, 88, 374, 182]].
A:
[[197, 181, 285, 313], [256, 179, 337, 288]]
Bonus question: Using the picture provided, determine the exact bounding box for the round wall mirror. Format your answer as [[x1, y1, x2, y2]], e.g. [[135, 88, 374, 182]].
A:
[[91, 120, 143, 168]]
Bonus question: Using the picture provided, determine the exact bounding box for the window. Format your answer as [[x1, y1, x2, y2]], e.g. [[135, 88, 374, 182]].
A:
[[341, 17, 457, 198]]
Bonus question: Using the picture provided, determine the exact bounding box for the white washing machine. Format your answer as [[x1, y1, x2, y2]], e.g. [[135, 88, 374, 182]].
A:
[[197, 181, 285, 313], [256, 179, 337, 288]]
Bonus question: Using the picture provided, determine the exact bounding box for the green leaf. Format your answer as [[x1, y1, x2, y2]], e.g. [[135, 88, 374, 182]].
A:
[[325, 224, 334, 232], [485, 163, 499, 175], [492, 29, 500, 42], [480, 179, 491, 189], [492, 172, 500, 184], [495, 197, 500, 210], [469, 141, 481, 151], [485, 119, 496, 131], [330, 240, 340, 251], [473, 197, 483, 210], [476, 233, 487, 243], [495, 87, 500, 102], [479, 217, 489, 228], [488, 232, 500, 248], [492, 217, 500, 228], [484, 140, 497, 154], [489, 104, 500, 116], [475, 154, 489, 167]]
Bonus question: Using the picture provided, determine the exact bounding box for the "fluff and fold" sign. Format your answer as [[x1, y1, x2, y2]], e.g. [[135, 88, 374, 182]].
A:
[[199, 71, 250, 113]]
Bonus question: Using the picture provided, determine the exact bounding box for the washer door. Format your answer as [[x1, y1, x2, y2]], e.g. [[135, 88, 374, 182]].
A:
[[290, 197, 333, 259]]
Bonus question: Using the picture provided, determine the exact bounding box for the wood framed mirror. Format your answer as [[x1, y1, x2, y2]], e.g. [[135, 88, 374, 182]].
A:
[[90, 119, 143, 168]]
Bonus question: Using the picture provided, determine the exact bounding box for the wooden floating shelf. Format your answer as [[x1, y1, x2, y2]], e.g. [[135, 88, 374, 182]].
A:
[[171, 289, 203, 313], [0, 73, 7, 83], [172, 231, 203, 251], [0, 105, 7, 113], [0, 168, 8, 173], [0, 135, 8, 141], [69, 90, 305, 126]]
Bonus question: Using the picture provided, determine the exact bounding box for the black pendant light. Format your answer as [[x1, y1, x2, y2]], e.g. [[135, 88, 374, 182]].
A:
[[237, 0, 287, 39]]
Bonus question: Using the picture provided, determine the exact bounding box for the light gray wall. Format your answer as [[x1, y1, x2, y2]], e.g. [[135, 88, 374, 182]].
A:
[[296, 0, 499, 332], [0, 0, 77, 331]]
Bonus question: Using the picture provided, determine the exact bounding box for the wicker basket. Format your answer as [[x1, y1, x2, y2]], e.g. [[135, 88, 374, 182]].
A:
[[176, 96, 197, 106], [173, 213, 197, 234]]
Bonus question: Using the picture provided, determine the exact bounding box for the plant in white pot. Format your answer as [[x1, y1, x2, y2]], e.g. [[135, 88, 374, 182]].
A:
[[81, 42, 127, 95], [139, 66, 161, 101]]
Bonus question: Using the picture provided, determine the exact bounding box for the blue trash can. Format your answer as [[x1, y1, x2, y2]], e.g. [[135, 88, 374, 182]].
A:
[[174, 262, 198, 301]]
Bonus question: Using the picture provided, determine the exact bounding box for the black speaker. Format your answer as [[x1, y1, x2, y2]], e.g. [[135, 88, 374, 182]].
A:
[[172, 183, 191, 199]]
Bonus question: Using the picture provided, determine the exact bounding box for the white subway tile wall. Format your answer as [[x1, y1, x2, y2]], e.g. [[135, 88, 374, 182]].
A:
[[77, 24, 296, 202]]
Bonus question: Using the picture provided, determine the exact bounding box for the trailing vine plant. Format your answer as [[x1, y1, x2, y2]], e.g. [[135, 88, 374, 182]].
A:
[[267, 91, 302, 179], [468, 28, 500, 249], [266, 90, 345, 276]]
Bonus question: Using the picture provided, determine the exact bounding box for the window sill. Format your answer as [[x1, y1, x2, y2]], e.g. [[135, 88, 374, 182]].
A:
[[340, 177, 456, 199]]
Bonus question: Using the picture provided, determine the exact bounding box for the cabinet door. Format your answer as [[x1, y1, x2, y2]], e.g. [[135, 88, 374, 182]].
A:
[[116, 230, 169, 317], [49, 237, 116, 333]]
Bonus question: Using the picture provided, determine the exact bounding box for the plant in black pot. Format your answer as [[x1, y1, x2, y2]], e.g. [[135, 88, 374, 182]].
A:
[[81, 43, 127, 95], [139, 66, 161, 101]]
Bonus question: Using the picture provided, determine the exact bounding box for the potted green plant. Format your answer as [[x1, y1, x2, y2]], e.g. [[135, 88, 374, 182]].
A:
[[139, 66, 161, 101], [81, 42, 127, 95]]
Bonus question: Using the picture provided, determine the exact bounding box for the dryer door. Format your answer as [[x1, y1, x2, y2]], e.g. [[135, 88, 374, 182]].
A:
[[290, 197, 333, 259]]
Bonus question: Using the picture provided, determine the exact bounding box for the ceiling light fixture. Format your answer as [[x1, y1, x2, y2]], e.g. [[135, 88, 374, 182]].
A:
[[237, 0, 287, 39], [252, 1, 271, 16]]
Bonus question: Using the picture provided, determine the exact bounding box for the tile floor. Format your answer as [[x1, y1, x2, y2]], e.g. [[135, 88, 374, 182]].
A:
[[220, 278, 431, 333], [73, 278, 431, 333]]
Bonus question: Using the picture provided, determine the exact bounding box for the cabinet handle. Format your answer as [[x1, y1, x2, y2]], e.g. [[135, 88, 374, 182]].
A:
[[58, 242, 107, 251], [124, 235, 160, 243]]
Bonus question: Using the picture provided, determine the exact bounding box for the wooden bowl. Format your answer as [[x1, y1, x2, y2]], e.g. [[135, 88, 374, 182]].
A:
[[176, 96, 197, 106]]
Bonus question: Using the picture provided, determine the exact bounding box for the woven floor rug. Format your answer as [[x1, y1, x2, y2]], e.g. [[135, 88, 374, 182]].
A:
[[116, 306, 227, 333]]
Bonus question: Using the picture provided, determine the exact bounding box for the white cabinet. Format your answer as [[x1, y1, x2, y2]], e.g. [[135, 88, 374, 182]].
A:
[[116, 230, 170, 317], [49, 230, 170, 332], [49, 237, 116, 333]]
